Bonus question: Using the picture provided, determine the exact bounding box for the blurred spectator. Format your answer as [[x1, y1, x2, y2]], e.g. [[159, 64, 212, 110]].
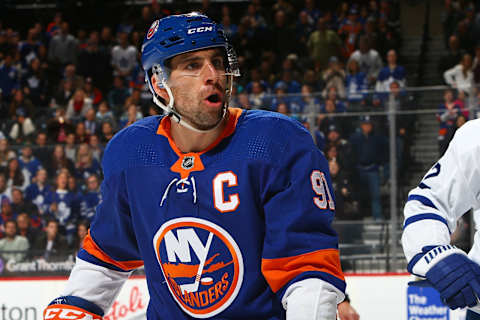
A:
[[64, 133, 77, 161], [0, 220, 29, 262], [0, 138, 16, 169], [33, 132, 50, 166], [269, 10, 297, 62], [134, 6, 154, 33], [25, 168, 52, 217], [83, 77, 103, 107], [21, 58, 48, 107], [322, 56, 346, 99], [296, 11, 314, 54], [0, 173, 12, 203], [4, 158, 28, 191], [16, 212, 40, 248], [298, 84, 321, 129], [63, 64, 84, 91], [275, 70, 301, 94], [107, 76, 130, 116], [47, 171, 77, 242], [10, 188, 38, 217], [376, 17, 400, 58], [456, 19, 474, 53], [88, 134, 103, 163], [375, 49, 406, 92], [18, 145, 42, 183], [437, 89, 462, 156], [439, 35, 463, 78], [349, 116, 387, 220], [338, 7, 363, 58], [70, 220, 88, 252], [119, 104, 143, 128], [124, 88, 143, 113], [99, 121, 115, 143], [0, 194, 14, 223], [443, 53, 473, 95], [248, 81, 268, 109], [301, 0, 322, 26], [74, 143, 101, 180], [47, 22, 77, 74], [345, 58, 368, 108], [111, 31, 138, 79], [349, 35, 383, 86], [277, 102, 290, 116], [325, 124, 351, 170], [472, 44, 480, 84], [45, 145, 75, 177], [9, 90, 34, 119], [77, 31, 111, 93], [0, 53, 20, 102], [66, 89, 93, 123], [84, 108, 98, 136], [96, 100, 116, 125], [46, 12, 62, 38], [307, 17, 342, 71], [325, 86, 347, 113], [8, 109, 36, 143], [79, 174, 101, 223], [47, 108, 74, 143], [31, 218, 69, 261], [317, 99, 346, 134], [52, 80, 74, 109], [74, 122, 90, 144], [329, 160, 358, 220]]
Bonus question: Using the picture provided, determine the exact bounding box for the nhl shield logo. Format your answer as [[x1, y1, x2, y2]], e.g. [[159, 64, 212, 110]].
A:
[[181, 156, 195, 170], [153, 218, 244, 318]]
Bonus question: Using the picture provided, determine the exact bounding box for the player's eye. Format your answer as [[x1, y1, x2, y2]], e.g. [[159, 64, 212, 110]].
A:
[[185, 62, 200, 70], [212, 58, 225, 70]]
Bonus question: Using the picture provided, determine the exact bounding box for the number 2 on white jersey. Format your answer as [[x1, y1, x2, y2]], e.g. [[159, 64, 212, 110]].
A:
[[310, 170, 335, 210]]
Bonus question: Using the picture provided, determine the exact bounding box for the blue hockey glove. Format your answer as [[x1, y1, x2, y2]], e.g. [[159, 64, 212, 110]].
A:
[[408, 245, 480, 310]]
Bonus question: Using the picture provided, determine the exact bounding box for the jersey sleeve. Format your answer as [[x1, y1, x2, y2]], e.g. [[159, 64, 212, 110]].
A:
[[402, 119, 480, 262], [259, 120, 345, 300]]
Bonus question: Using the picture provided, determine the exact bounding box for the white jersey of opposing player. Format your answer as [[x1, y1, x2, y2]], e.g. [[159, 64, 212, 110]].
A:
[[402, 118, 480, 264]]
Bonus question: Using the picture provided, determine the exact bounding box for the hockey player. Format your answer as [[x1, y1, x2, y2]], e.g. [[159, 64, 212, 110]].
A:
[[402, 118, 480, 319], [43, 13, 345, 319]]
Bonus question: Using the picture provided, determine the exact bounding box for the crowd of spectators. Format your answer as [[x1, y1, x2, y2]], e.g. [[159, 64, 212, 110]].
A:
[[439, 0, 480, 152], [0, 0, 406, 263]]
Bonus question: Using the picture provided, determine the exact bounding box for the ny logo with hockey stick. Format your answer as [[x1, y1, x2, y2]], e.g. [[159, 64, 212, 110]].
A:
[[153, 218, 244, 318]]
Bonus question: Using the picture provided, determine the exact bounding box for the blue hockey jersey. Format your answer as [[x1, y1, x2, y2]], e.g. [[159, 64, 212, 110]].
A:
[[78, 108, 345, 319]]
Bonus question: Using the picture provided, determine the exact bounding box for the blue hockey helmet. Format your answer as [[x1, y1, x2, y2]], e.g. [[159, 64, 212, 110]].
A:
[[141, 12, 239, 90], [140, 12, 240, 132]]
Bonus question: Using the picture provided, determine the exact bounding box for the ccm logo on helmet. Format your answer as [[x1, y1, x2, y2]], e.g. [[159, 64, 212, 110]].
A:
[[187, 26, 214, 34]]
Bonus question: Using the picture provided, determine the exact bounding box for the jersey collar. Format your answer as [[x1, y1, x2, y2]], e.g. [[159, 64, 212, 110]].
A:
[[156, 107, 243, 179]]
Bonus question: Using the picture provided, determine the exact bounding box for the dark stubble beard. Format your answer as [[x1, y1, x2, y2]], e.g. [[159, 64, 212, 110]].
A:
[[171, 87, 226, 131]]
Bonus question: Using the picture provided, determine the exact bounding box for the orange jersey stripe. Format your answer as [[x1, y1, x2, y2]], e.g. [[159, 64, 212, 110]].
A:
[[261, 249, 345, 293], [82, 231, 143, 271]]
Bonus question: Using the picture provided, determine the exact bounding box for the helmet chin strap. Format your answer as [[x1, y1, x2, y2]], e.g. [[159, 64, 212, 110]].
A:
[[153, 76, 232, 134]]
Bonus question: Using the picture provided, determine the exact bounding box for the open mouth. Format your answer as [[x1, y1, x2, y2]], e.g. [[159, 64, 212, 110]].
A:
[[206, 93, 221, 103]]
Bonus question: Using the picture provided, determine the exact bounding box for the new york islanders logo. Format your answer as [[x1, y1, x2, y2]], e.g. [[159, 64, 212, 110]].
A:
[[147, 20, 159, 40], [153, 218, 243, 318]]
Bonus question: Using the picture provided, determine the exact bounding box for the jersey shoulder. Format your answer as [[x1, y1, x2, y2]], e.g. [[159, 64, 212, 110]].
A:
[[102, 116, 168, 178], [232, 109, 318, 163], [239, 109, 312, 142], [450, 119, 480, 155]]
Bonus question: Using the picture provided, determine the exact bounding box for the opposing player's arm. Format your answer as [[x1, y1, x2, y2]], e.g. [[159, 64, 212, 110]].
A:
[[402, 119, 480, 310], [260, 120, 345, 319], [45, 131, 143, 319]]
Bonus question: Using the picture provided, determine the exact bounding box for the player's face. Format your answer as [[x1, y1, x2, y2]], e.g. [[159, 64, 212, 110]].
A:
[[158, 48, 227, 130]]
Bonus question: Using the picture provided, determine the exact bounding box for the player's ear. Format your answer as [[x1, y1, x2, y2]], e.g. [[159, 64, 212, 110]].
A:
[[151, 74, 169, 104]]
